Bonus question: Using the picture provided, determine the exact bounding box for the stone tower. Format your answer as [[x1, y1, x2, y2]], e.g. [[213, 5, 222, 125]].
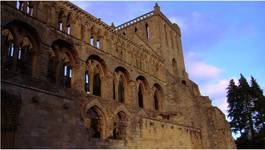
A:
[[1, 1, 235, 148]]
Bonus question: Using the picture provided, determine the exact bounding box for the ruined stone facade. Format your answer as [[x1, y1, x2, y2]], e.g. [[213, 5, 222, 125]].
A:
[[1, 1, 235, 148]]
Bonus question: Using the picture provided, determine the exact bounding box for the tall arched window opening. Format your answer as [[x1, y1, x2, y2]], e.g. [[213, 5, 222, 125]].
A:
[[58, 10, 64, 31], [118, 76, 125, 103], [154, 90, 159, 111], [93, 73, 101, 96], [138, 84, 144, 108], [145, 23, 150, 39], [113, 112, 127, 140], [86, 107, 101, 139], [51, 39, 76, 87], [66, 14, 71, 35], [172, 58, 178, 75]]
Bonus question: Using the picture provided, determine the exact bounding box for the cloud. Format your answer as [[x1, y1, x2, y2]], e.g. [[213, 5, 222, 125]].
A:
[[200, 77, 238, 116], [189, 61, 223, 80], [186, 51, 223, 81]]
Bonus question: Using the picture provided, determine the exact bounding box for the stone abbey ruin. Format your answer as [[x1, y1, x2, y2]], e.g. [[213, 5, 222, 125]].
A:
[[1, 1, 235, 148]]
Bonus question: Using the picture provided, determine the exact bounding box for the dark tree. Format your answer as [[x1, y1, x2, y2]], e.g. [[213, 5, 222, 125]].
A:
[[227, 74, 265, 148]]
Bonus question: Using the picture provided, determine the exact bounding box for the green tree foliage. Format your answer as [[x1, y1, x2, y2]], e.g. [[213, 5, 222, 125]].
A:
[[226, 74, 265, 148]]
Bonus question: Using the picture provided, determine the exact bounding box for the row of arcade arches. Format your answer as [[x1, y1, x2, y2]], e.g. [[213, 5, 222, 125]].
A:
[[1, 20, 164, 111], [81, 101, 130, 140], [83, 56, 164, 111]]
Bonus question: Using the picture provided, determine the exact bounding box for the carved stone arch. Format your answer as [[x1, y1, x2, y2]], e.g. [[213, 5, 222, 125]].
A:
[[51, 39, 79, 66], [87, 54, 107, 75], [49, 39, 78, 87], [153, 83, 164, 111], [81, 99, 108, 139], [87, 55, 107, 96], [4, 20, 41, 49], [136, 75, 149, 109], [136, 75, 149, 90], [2, 20, 41, 76], [114, 66, 131, 81], [111, 107, 131, 140]]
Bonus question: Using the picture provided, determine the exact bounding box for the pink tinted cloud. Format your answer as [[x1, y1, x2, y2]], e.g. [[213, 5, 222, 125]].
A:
[[187, 61, 223, 80]]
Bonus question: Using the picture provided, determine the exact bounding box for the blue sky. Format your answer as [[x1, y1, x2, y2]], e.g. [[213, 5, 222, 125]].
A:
[[72, 1, 265, 118]]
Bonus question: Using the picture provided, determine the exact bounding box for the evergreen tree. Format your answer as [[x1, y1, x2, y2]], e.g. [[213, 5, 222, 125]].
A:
[[238, 74, 254, 139], [227, 79, 242, 133], [250, 76, 265, 130], [227, 74, 265, 148]]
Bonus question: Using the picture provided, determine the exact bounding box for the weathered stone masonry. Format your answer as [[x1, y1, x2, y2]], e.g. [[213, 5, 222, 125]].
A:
[[1, 1, 235, 148]]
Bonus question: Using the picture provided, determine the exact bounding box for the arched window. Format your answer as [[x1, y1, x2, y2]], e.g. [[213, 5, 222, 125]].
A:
[[66, 14, 71, 35], [145, 23, 150, 39], [2, 26, 35, 76], [113, 112, 127, 140], [87, 55, 106, 97], [93, 73, 101, 96], [138, 84, 144, 108], [58, 11, 64, 31], [114, 67, 130, 103], [153, 83, 162, 111], [16, 1, 33, 15], [51, 40, 75, 87], [85, 71, 90, 94], [154, 90, 159, 111], [86, 107, 101, 139], [16, 37, 34, 75], [134, 27, 138, 32], [118, 76, 125, 103], [172, 58, 178, 75], [47, 52, 56, 82]]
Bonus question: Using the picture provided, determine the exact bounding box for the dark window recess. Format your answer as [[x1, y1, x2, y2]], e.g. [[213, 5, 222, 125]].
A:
[[86, 107, 101, 139], [118, 77, 125, 103], [138, 85, 144, 108], [93, 73, 101, 96]]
